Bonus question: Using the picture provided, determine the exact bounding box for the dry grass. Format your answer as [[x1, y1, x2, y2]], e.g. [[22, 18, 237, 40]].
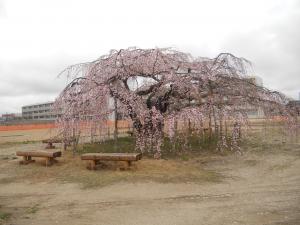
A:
[[0, 212, 11, 224], [0, 128, 57, 144], [0, 151, 221, 189], [0, 140, 39, 149], [1, 122, 298, 189], [241, 126, 300, 155]]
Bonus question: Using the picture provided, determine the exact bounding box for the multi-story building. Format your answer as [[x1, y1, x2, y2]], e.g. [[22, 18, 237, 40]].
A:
[[287, 100, 300, 116], [22, 101, 58, 120], [245, 76, 265, 118]]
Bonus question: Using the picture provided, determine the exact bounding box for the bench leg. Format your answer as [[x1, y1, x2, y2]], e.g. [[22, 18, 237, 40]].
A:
[[20, 156, 35, 165], [45, 157, 55, 167], [20, 156, 27, 164], [87, 160, 96, 170], [119, 161, 132, 170], [45, 158, 49, 167]]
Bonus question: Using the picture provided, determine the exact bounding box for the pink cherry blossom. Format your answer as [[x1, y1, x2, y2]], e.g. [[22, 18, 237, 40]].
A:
[[54, 48, 299, 157]]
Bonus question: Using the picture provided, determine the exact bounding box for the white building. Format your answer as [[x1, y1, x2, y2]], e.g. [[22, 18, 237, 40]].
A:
[[22, 101, 58, 120]]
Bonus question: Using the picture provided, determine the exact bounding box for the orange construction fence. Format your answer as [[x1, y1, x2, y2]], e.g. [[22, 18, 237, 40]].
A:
[[0, 120, 131, 132]]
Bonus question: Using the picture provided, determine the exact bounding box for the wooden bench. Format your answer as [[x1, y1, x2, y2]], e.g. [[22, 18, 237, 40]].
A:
[[16, 150, 62, 166], [42, 138, 75, 150], [81, 153, 142, 170]]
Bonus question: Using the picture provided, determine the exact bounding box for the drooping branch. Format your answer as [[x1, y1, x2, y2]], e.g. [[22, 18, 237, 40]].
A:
[[54, 47, 298, 157]]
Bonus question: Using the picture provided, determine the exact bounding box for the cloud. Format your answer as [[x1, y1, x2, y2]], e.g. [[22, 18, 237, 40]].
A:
[[0, 0, 299, 114], [0, 57, 73, 113], [0, 1, 4, 13], [0, 60, 67, 96], [220, 1, 300, 99]]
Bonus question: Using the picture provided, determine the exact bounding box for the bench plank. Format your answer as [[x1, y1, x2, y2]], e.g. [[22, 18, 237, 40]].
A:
[[81, 153, 142, 161], [42, 137, 76, 143], [16, 150, 62, 158], [16, 150, 61, 167], [42, 138, 76, 150], [82, 153, 142, 170]]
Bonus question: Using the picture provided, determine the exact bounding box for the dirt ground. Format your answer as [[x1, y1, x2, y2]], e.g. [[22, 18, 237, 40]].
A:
[[0, 133, 300, 225], [0, 128, 57, 144]]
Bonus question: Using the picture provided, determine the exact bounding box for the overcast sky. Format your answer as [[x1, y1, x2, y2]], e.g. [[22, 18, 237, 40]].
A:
[[0, 0, 299, 114]]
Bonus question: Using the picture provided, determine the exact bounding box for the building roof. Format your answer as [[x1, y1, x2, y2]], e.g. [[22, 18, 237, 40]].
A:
[[22, 101, 54, 108]]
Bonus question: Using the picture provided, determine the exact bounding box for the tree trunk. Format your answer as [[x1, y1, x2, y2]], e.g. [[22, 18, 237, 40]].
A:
[[212, 106, 218, 137], [225, 118, 228, 137], [173, 119, 178, 151], [209, 108, 212, 140], [72, 127, 76, 156], [113, 96, 118, 141]]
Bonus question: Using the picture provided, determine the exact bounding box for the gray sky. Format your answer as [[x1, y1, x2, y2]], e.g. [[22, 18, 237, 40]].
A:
[[0, 0, 299, 114]]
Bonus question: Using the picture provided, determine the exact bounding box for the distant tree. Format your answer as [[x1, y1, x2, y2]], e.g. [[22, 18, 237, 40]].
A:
[[54, 48, 298, 157]]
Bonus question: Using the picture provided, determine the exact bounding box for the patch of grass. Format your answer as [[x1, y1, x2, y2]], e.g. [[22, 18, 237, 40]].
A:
[[2, 150, 221, 189], [241, 127, 300, 156], [269, 164, 291, 171], [0, 135, 225, 189], [26, 204, 39, 214], [62, 158, 221, 189], [180, 155, 190, 161], [0, 212, 11, 222], [3, 124, 297, 189], [244, 159, 258, 166], [21, 140, 39, 145], [0, 140, 39, 148], [59, 149, 222, 188], [0, 177, 16, 184], [0, 155, 18, 161], [78, 135, 220, 159], [79, 136, 135, 154]]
